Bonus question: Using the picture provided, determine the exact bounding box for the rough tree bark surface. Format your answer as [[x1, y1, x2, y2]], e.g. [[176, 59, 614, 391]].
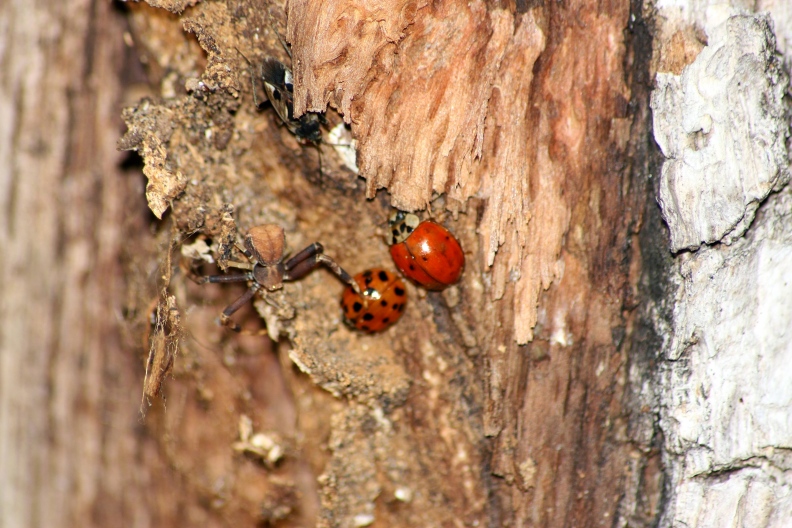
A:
[[648, 3, 792, 527], [117, 0, 658, 525], [0, 0, 175, 526], [2, 0, 662, 526]]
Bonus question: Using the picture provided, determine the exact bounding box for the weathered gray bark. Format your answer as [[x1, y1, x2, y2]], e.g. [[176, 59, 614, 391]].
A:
[[649, 4, 792, 526]]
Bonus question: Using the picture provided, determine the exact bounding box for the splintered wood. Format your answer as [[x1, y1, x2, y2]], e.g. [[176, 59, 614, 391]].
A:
[[287, 1, 633, 344], [121, 0, 648, 526], [288, 1, 644, 526]]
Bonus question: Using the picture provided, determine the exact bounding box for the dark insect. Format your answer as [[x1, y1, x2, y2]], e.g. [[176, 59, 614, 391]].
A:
[[259, 57, 324, 145], [195, 224, 359, 332]]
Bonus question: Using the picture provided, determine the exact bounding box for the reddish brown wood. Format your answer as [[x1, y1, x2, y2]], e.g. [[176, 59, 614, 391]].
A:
[[288, 0, 650, 524], [1, 0, 657, 525]]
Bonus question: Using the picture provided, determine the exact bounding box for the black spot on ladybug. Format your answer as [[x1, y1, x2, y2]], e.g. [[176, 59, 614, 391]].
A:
[[365, 275, 373, 285], [378, 270, 388, 282], [363, 270, 373, 277], [445, 235, 450, 240], [361, 325, 370, 332], [363, 313, 374, 321], [380, 300, 388, 307], [343, 303, 350, 313], [397, 303, 406, 312], [395, 287, 405, 297], [422, 256, 429, 261], [383, 317, 390, 324], [353, 302, 363, 312]]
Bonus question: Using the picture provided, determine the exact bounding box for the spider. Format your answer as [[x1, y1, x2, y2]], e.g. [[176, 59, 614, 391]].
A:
[[194, 224, 360, 333]]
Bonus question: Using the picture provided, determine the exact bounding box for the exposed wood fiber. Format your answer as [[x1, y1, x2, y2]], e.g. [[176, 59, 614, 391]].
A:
[[116, 0, 650, 526]]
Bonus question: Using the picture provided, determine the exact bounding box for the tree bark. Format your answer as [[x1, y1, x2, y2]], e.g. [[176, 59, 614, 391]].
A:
[[115, 0, 656, 525], [18, 0, 784, 526], [0, 0, 173, 526], [649, 6, 792, 527]]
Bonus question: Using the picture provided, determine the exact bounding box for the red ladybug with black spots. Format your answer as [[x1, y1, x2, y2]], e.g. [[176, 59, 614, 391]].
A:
[[341, 268, 407, 332], [386, 211, 465, 291]]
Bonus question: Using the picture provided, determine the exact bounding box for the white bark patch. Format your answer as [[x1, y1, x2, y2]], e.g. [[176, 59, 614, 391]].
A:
[[669, 468, 792, 527], [651, 10, 792, 526], [651, 15, 789, 252], [658, 189, 792, 526], [757, 1, 792, 61]]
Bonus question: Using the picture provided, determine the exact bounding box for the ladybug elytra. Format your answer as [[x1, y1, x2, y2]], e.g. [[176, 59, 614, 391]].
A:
[[341, 268, 407, 332], [386, 211, 464, 290]]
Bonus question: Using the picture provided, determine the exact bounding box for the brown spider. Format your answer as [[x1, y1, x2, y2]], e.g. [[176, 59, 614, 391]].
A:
[[195, 224, 360, 332]]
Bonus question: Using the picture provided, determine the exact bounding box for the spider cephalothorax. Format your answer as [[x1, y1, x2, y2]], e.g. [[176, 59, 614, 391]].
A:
[[195, 224, 359, 333]]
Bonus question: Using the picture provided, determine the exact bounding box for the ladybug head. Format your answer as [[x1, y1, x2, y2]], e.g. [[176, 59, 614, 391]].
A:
[[385, 210, 420, 246]]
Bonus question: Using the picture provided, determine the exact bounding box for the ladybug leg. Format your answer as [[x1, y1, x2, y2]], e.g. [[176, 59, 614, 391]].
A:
[[219, 284, 260, 333], [284, 243, 361, 295]]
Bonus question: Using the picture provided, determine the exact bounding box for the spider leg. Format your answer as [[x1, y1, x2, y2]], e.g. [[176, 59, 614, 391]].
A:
[[225, 260, 254, 271], [219, 284, 260, 333], [284, 243, 361, 295], [235, 241, 253, 260], [198, 272, 255, 285], [235, 47, 264, 109], [314, 255, 360, 294], [202, 273, 260, 332], [284, 243, 323, 270]]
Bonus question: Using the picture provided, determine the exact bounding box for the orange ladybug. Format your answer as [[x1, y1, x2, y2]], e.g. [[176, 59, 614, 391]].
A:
[[386, 211, 464, 290], [341, 268, 407, 332]]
